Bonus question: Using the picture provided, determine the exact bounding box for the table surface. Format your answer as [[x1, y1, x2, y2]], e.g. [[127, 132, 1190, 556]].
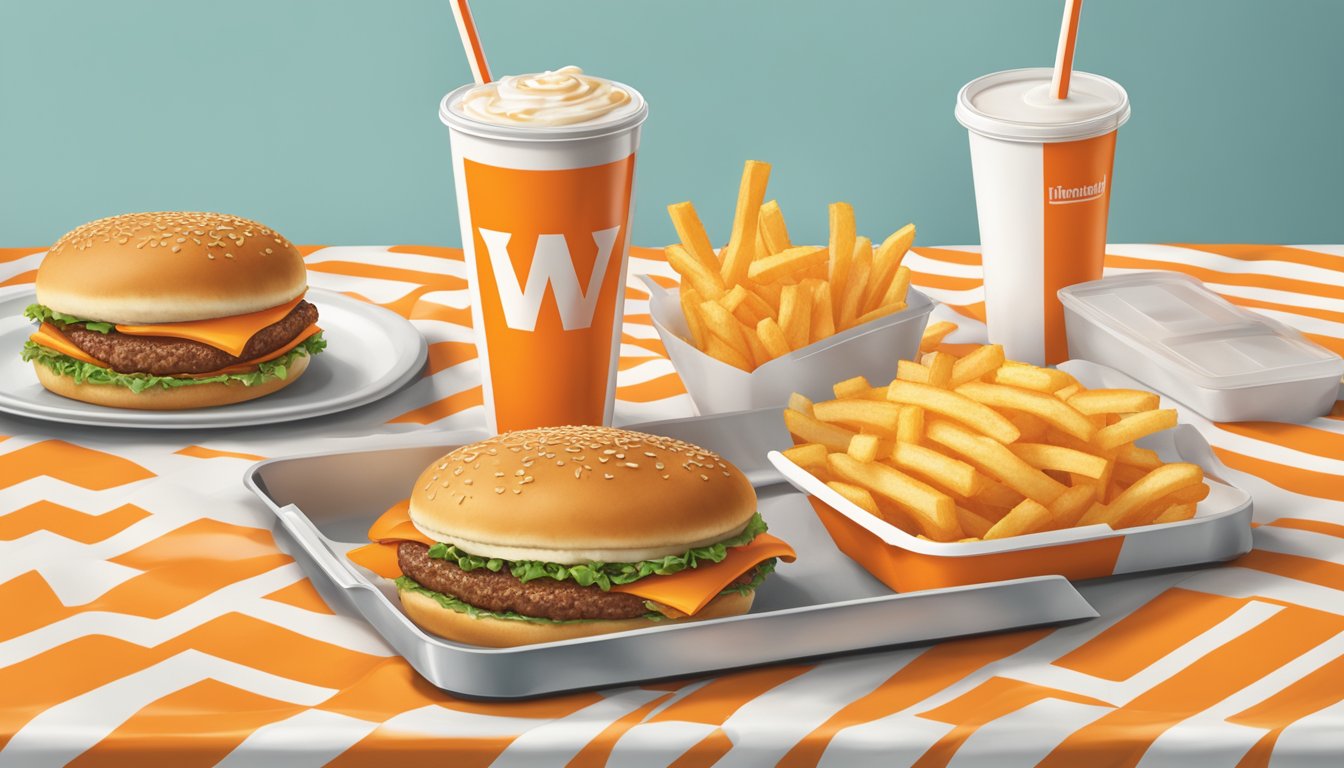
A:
[[1, 243, 1341, 767]]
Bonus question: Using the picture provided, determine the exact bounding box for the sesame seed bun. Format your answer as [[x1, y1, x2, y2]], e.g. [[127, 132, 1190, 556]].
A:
[[35, 211, 307, 324], [31, 353, 309, 410], [398, 587, 754, 648], [409, 426, 758, 563]]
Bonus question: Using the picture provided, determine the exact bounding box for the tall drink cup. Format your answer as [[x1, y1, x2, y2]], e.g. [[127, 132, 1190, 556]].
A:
[[956, 68, 1130, 365], [440, 68, 647, 432]]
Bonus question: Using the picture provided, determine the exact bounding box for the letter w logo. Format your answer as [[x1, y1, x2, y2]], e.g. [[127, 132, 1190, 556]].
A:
[[478, 226, 621, 332]]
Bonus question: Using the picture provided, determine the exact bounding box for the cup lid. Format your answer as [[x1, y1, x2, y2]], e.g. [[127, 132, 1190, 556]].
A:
[[956, 68, 1130, 143], [440, 82, 649, 143]]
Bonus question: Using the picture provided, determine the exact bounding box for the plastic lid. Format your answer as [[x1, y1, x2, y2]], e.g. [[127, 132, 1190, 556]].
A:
[[955, 68, 1130, 143], [440, 82, 649, 143], [1059, 272, 1344, 389]]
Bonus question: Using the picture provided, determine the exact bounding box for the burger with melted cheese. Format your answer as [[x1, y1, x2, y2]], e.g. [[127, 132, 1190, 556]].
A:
[[22, 211, 325, 409], [348, 426, 796, 647]]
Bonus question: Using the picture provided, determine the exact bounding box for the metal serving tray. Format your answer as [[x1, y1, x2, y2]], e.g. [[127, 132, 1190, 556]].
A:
[[244, 411, 1097, 699]]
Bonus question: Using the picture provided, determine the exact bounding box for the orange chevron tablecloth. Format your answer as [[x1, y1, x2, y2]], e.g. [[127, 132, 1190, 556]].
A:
[[1, 243, 1342, 766]]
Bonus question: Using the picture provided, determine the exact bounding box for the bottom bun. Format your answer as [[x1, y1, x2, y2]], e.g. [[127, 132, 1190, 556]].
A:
[[399, 588, 755, 647], [33, 354, 309, 411]]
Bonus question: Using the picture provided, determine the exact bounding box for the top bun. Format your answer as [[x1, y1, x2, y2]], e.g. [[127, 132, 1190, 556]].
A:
[[36, 211, 307, 324], [409, 426, 758, 564]]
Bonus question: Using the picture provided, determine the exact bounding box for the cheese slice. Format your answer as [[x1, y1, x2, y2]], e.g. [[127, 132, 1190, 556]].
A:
[[347, 498, 797, 617], [29, 322, 320, 378], [611, 534, 796, 617], [178, 325, 320, 377], [115, 295, 305, 356], [30, 323, 104, 366]]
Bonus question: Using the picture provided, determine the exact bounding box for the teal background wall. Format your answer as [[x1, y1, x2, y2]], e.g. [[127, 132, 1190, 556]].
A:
[[2, 0, 1341, 249]]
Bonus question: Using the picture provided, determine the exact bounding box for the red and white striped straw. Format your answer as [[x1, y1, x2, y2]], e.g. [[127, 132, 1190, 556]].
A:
[[449, 0, 492, 85], [1050, 0, 1083, 99]]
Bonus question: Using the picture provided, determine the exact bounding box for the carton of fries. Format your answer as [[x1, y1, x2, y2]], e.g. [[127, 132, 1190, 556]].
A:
[[768, 358, 1253, 592], [644, 277, 934, 414], [642, 159, 935, 414]]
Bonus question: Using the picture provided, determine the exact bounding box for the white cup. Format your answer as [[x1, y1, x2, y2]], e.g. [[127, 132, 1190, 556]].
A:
[[956, 67, 1130, 365]]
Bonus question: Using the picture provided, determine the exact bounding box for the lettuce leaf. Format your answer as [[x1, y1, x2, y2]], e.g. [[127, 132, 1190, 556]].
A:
[[395, 562, 773, 626], [425, 512, 769, 591], [21, 333, 326, 393], [24, 303, 114, 333]]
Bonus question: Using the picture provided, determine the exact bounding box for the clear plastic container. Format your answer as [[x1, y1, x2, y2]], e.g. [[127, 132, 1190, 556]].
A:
[[1059, 272, 1343, 422]]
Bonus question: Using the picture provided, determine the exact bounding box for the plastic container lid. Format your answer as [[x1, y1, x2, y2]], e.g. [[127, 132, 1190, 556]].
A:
[[955, 68, 1130, 143], [1058, 272, 1344, 390]]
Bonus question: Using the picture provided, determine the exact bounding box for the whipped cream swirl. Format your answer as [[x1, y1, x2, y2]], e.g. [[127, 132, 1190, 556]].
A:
[[457, 66, 635, 127]]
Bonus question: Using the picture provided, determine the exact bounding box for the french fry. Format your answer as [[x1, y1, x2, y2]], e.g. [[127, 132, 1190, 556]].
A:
[[852, 302, 907, 327], [833, 376, 872, 399], [956, 506, 994, 538], [755, 281, 783, 313], [897, 360, 932, 384], [813, 398, 904, 436], [984, 499, 1053, 539], [949, 344, 1006, 387], [1077, 463, 1205, 528], [979, 479, 1025, 509], [827, 453, 960, 541], [848, 434, 881, 462], [719, 160, 771, 286], [755, 228, 771, 265], [782, 443, 828, 469], [756, 317, 792, 359], [954, 381, 1096, 441], [897, 405, 924, 444], [827, 481, 881, 517], [699, 300, 751, 361], [838, 237, 873, 328], [783, 408, 857, 452], [720, 284, 774, 327], [919, 320, 958, 353], [810, 280, 836, 340], [667, 201, 720, 272], [748, 245, 829, 284], [788, 392, 814, 415], [923, 351, 956, 388], [1152, 503, 1197, 524], [1116, 443, 1163, 470], [1054, 383, 1081, 401], [1068, 388, 1161, 415], [876, 265, 912, 309], [1004, 411, 1049, 442], [1093, 409, 1178, 451], [1009, 443, 1109, 479], [828, 202, 856, 310], [678, 286, 708, 350], [887, 381, 1021, 444], [741, 324, 773, 367], [704, 335, 751, 371], [1044, 484, 1097, 530], [666, 244, 726, 300], [891, 441, 982, 497], [759, 199, 792, 254], [988, 364, 1074, 392], [778, 283, 812, 349], [925, 420, 1067, 505], [864, 223, 915, 312]]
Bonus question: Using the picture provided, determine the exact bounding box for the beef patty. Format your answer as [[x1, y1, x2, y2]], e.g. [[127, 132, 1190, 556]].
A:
[[397, 541, 756, 622], [58, 300, 317, 376]]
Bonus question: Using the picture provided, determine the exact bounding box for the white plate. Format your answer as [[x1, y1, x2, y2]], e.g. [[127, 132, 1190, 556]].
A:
[[0, 286, 427, 429]]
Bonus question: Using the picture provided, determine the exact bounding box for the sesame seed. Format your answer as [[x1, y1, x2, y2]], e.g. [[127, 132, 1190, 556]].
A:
[[644, 452, 656, 457], [599, 456, 609, 463], [604, 473, 615, 479], [494, 487, 505, 494], [515, 469, 525, 476], [624, 462, 639, 468], [556, 460, 564, 466], [494, 471, 504, 477], [662, 474, 670, 479], [463, 478, 473, 485], [171, 246, 181, 253], [453, 467, 463, 476], [615, 453, 625, 459], [513, 489, 521, 494], [700, 474, 709, 481], [574, 468, 582, 479], [655, 462, 665, 470]]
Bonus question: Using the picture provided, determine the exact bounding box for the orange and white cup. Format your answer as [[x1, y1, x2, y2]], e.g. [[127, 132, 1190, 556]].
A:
[[956, 68, 1130, 365], [440, 77, 647, 433]]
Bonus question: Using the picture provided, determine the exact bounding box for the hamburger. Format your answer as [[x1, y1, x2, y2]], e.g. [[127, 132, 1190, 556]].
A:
[[21, 211, 325, 409], [348, 426, 795, 647]]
